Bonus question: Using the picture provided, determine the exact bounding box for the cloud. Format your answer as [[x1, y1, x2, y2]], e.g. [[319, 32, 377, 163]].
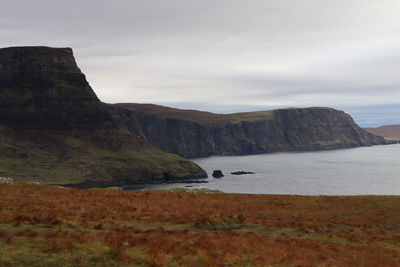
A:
[[1, 0, 400, 126]]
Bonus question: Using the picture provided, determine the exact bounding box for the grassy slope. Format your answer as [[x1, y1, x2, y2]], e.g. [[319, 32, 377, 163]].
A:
[[0, 184, 399, 266], [366, 125, 400, 140], [0, 126, 204, 185], [116, 103, 275, 125]]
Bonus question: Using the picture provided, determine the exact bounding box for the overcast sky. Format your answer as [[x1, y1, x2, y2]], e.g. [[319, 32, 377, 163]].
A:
[[1, 0, 400, 126]]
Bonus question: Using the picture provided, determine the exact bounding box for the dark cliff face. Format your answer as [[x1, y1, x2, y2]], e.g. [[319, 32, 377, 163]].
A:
[[112, 104, 386, 157], [0, 47, 207, 185], [0, 46, 114, 131], [110, 106, 215, 157]]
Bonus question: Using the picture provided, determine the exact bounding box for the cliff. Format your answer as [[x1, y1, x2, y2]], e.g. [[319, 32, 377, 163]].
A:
[[112, 103, 386, 157], [0, 46, 206, 186], [0, 47, 113, 131]]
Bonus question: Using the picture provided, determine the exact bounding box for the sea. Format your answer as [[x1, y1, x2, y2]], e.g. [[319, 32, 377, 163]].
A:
[[124, 144, 400, 195]]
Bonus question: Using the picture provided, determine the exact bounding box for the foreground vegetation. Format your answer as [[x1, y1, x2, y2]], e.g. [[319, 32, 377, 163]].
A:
[[0, 184, 399, 266]]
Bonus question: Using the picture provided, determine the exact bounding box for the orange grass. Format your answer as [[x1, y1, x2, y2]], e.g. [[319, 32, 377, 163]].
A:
[[0, 184, 400, 266]]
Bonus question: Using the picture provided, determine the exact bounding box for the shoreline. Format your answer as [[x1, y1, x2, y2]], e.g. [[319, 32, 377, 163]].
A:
[[187, 142, 397, 159]]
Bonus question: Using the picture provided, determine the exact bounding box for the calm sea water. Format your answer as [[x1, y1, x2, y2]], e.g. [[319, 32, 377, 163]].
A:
[[125, 144, 400, 195]]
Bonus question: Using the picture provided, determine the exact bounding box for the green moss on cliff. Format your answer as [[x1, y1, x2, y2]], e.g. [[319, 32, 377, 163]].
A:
[[63, 136, 85, 148], [205, 110, 274, 126]]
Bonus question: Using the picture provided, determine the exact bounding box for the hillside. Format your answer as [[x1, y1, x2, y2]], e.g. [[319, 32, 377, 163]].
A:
[[0, 46, 206, 186], [112, 103, 386, 157], [1, 183, 399, 266], [365, 125, 400, 140]]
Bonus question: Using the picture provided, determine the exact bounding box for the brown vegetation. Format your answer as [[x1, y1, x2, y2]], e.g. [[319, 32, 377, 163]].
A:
[[366, 124, 400, 140], [0, 184, 399, 266]]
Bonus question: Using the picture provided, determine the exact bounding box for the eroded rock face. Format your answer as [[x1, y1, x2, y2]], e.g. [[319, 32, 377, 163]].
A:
[[0, 46, 114, 131], [111, 104, 386, 157], [109, 105, 215, 156]]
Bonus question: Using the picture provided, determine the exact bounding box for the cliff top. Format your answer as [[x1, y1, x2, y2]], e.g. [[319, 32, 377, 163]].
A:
[[0, 46, 73, 53], [115, 103, 338, 125], [0, 46, 80, 74]]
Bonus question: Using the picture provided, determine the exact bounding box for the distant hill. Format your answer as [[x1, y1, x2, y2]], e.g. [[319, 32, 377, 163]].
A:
[[365, 125, 400, 140]]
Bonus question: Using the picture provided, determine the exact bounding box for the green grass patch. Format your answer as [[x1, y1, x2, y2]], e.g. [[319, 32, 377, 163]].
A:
[[167, 188, 223, 194], [63, 137, 85, 148], [194, 215, 245, 230]]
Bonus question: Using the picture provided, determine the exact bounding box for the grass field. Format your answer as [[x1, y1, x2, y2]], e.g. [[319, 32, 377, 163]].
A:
[[0, 184, 399, 266]]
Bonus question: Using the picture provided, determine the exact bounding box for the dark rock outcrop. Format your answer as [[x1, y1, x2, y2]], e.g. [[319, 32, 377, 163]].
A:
[[212, 170, 224, 178], [112, 103, 386, 157], [231, 171, 255, 175], [0, 46, 207, 186]]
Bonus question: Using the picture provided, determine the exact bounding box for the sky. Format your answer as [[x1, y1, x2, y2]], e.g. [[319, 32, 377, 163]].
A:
[[1, 0, 400, 127]]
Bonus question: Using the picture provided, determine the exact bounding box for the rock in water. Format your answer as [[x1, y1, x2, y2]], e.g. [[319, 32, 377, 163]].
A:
[[212, 170, 224, 178], [231, 171, 255, 175]]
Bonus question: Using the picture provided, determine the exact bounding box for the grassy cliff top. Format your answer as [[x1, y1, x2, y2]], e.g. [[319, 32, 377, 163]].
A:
[[115, 103, 335, 126]]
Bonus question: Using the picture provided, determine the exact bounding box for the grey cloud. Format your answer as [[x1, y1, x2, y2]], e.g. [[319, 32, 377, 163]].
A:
[[1, 0, 400, 127]]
